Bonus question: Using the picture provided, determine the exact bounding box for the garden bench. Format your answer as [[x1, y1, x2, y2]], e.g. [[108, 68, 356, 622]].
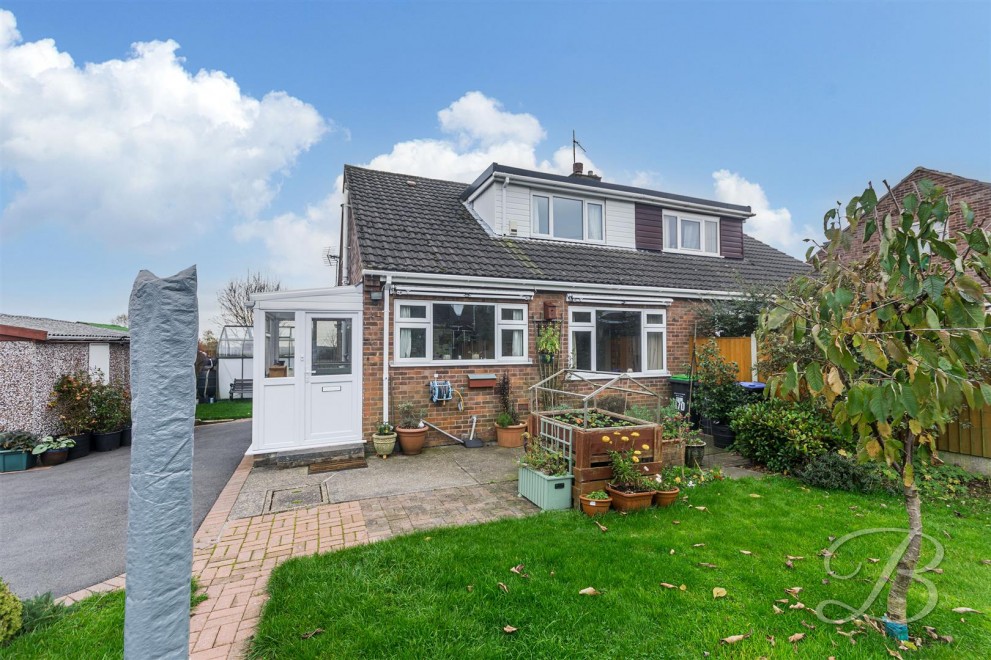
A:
[[229, 379, 253, 400]]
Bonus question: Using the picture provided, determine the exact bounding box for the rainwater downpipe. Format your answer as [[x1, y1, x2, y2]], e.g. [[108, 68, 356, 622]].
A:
[[382, 274, 392, 424]]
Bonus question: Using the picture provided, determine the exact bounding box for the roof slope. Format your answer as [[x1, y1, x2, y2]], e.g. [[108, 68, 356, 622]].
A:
[[345, 165, 809, 292], [0, 314, 130, 341]]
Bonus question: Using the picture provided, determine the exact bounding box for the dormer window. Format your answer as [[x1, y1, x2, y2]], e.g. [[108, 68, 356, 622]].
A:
[[663, 212, 720, 256], [532, 194, 605, 243]]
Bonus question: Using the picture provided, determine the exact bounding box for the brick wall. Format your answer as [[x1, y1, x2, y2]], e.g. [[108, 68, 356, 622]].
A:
[[834, 168, 991, 291], [360, 275, 701, 447]]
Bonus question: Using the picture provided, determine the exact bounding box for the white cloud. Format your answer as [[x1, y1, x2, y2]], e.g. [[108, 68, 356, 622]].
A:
[[711, 169, 807, 257], [0, 9, 327, 249]]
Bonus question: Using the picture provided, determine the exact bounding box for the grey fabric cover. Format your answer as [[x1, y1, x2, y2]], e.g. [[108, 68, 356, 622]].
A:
[[124, 266, 198, 659]]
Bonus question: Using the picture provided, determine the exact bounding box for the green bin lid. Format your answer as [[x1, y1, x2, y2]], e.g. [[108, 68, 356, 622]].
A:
[[669, 374, 693, 383]]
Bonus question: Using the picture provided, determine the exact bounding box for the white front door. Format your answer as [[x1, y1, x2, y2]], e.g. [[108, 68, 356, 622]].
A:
[[304, 314, 360, 446]]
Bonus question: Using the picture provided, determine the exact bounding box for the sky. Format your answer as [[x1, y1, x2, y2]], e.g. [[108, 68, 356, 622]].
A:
[[1, 1, 989, 334]]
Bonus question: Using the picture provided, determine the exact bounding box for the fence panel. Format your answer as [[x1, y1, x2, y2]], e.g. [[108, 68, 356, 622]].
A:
[[938, 405, 991, 458], [691, 337, 754, 382]]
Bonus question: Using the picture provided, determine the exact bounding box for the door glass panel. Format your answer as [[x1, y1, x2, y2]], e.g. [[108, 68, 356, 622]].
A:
[[311, 318, 352, 375], [264, 312, 295, 377]]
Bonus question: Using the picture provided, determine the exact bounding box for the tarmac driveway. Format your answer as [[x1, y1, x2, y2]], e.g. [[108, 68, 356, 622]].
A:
[[0, 421, 251, 598]]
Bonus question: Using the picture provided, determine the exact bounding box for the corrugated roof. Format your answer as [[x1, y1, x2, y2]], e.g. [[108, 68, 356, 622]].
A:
[[344, 165, 809, 292], [0, 314, 130, 341]]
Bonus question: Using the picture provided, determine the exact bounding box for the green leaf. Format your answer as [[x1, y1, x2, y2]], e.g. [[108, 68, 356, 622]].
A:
[[922, 275, 945, 300], [860, 340, 889, 370], [794, 315, 807, 342], [766, 305, 790, 330], [981, 383, 991, 406], [783, 362, 800, 397], [834, 287, 854, 309], [863, 217, 877, 243], [957, 275, 985, 303], [902, 193, 919, 213], [964, 229, 990, 254], [804, 363, 824, 393], [961, 201, 974, 228]]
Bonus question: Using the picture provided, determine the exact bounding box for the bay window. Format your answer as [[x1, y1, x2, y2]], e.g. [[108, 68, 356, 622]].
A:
[[394, 301, 529, 363], [532, 194, 606, 242], [569, 307, 667, 374], [663, 212, 720, 255]]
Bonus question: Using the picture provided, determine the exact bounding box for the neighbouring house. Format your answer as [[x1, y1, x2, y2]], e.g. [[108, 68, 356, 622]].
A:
[[828, 166, 991, 475], [247, 162, 809, 460], [0, 314, 130, 434]]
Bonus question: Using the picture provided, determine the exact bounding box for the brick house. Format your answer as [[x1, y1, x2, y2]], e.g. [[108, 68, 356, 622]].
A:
[[0, 314, 130, 434], [247, 163, 808, 458]]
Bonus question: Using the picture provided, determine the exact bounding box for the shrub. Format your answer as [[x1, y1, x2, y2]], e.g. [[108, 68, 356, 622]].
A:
[[90, 383, 129, 433], [730, 399, 851, 473], [48, 370, 96, 434], [0, 578, 23, 643], [494, 374, 520, 425], [624, 404, 656, 423], [0, 430, 39, 452], [694, 340, 746, 423], [797, 452, 895, 495], [17, 592, 68, 636]]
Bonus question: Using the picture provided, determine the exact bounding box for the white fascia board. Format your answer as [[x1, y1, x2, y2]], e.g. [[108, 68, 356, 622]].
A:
[[473, 172, 753, 220], [250, 283, 363, 306], [363, 269, 743, 300], [392, 286, 534, 300]]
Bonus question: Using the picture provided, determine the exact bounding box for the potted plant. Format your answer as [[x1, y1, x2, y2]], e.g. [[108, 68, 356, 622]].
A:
[[394, 402, 427, 455], [652, 471, 681, 507], [48, 370, 95, 460], [371, 420, 397, 458], [31, 436, 76, 467], [605, 450, 656, 512], [579, 489, 612, 516], [536, 324, 560, 364], [90, 383, 125, 452], [494, 374, 526, 447], [517, 435, 573, 510], [684, 430, 706, 468], [658, 402, 705, 467], [0, 430, 38, 472]]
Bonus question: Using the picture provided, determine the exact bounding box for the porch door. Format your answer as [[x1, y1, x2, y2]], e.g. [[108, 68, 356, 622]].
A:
[[304, 314, 360, 446]]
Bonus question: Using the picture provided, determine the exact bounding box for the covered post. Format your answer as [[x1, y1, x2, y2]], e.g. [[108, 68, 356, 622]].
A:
[[124, 266, 198, 659]]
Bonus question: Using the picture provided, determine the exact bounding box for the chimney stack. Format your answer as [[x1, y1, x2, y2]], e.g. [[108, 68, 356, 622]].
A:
[[571, 162, 584, 177]]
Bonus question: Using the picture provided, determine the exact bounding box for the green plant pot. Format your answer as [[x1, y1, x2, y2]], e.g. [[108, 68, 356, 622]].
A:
[[518, 466, 573, 510], [0, 449, 34, 472]]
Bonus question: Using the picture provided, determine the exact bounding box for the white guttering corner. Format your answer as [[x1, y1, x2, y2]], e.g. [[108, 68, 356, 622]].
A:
[[467, 172, 753, 220], [383, 274, 392, 424], [364, 269, 743, 300]]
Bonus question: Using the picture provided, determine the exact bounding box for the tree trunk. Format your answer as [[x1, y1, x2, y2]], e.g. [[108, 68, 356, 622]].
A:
[[887, 435, 921, 627]]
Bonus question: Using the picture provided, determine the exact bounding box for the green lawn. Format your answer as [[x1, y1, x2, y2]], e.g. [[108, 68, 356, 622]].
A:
[[251, 477, 991, 659], [196, 399, 252, 421]]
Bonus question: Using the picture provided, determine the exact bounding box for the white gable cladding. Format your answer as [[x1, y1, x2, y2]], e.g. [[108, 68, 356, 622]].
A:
[[474, 181, 636, 248]]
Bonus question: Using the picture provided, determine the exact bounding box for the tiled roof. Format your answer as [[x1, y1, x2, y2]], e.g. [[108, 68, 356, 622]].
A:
[[0, 314, 130, 341], [345, 165, 809, 292]]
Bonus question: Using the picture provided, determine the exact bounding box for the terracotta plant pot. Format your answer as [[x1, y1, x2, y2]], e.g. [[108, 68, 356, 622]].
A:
[[396, 426, 427, 455], [39, 449, 69, 467], [579, 494, 613, 516], [372, 432, 397, 458], [495, 423, 527, 448], [654, 488, 681, 507], [605, 485, 656, 512]]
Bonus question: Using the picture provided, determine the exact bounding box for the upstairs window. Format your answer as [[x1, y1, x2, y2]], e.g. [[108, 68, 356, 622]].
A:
[[663, 212, 720, 255], [532, 194, 606, 243]]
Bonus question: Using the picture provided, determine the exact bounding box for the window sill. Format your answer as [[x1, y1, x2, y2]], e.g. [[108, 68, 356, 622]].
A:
[[391, 358, 533, 368], [661, 248, 723, 258]]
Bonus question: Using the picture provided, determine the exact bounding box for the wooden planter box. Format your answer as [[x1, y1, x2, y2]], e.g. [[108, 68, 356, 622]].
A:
[[518, 466, 573, 510]]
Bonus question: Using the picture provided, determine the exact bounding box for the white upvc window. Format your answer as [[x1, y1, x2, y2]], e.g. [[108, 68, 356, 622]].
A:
[[663, 211, 720, 256], [569, 307, 667, 375], [394, 300, 529, 364], [532, 193, 606, 243]]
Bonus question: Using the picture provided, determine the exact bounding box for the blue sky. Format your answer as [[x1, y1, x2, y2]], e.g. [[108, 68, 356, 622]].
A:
[[1, 1, 989, 333]]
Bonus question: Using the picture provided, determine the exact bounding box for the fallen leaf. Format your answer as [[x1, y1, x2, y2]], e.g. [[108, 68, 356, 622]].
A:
[[579, 587, 601, 596], [790, 602, 806, 610], [719, 630, 752, 645], [659, 582, 677, 589], [503, 625, 517, 634], [787, 555, 805, 561], [424, 537, 432, 541], [498, 582, 509, 593], [679, 584, 687, 591], [943, 530, 952, 539], [693, 543, 706, 548], [594, 520, 608, 533], [466, 585, 474, 592], [695, 506, 709, 512], [926, 567, 944, 574], [828, 535, 836, 542], [510, 564, 530, 578], [900, 641, 918, 651], [773, 605, 783, 614], [301, 628, 324, 639], [698, 562, 718, 569], [868, 558, 881, 564], [670, 548, 676, 555], [885, 647, 903, 660], [801, 620, 816, 630], [788, 632, 805, 644], [749, 493, 762, 498], [672, 520, 681, 525], [713, 587, 727, 599], [785, 560, 794, 570], [740, 550, 753, 555], [550, 571, 555, 577], [952, 607, 982, 614], [923, 626, 939, 640], [980, 559, 991, 565], [818, 549, 834, 558], [766, 635, 776, 646], [939, 635, 954, 644], [822, 578, 831, 585], [776, 598, 790, 603]]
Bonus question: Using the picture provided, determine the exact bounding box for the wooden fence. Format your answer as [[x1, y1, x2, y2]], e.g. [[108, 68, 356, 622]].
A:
[[690, 336, 756, 382], [938, 405, 991, 459]]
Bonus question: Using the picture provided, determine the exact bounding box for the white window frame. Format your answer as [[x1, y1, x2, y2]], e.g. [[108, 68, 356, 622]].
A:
[[662, 210, 721, 256], [393, 300, 530, 365], [531, 193, 606, 244], [568, 306, 668, 376]]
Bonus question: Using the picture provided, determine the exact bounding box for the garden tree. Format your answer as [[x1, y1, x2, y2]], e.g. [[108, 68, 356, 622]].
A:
[[110, 313, 128, 327], [694, 283, 773, 338], [763, 180, 991, 636], [216, 271, 281, 327], [199, 330, 219, 356]]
